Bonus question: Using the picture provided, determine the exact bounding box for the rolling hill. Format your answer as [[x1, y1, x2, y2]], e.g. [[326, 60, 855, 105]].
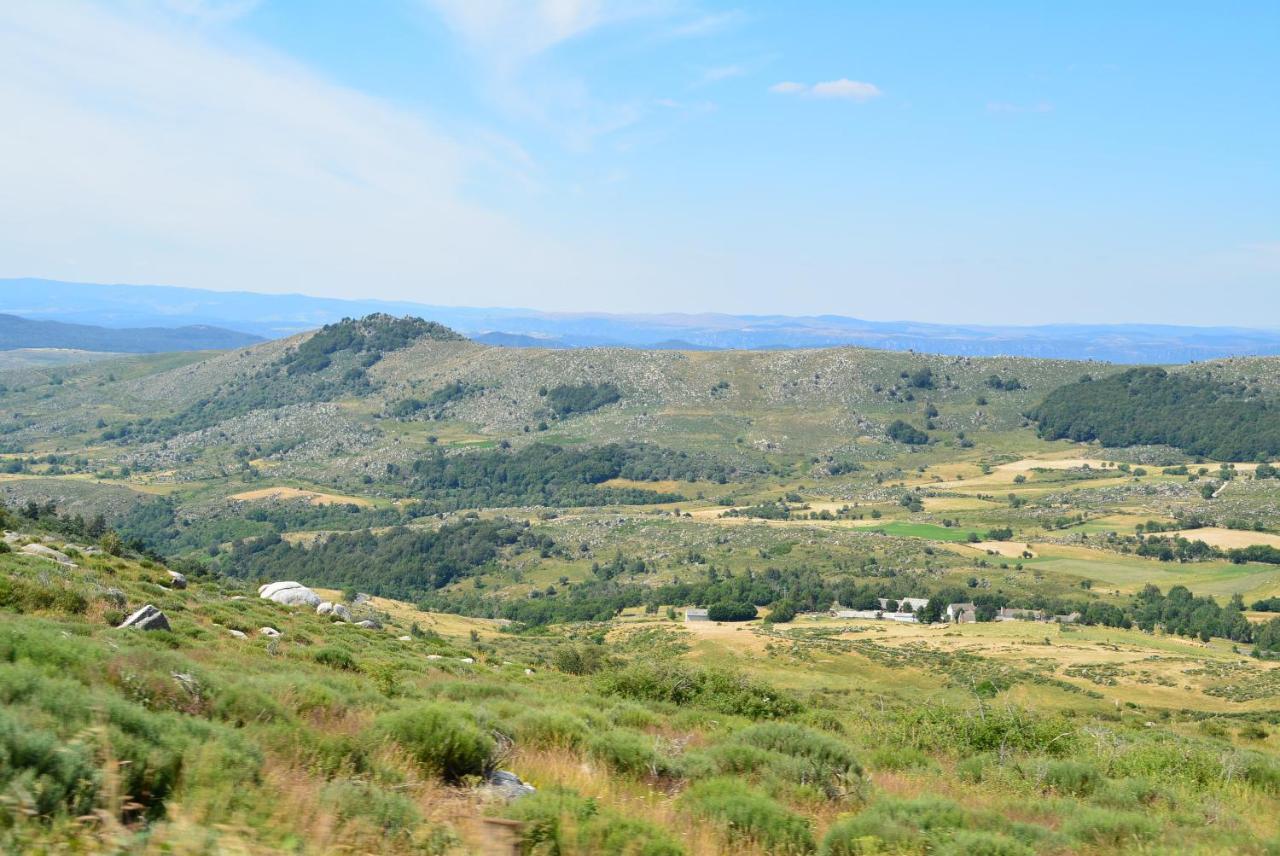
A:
[[0, 311, 262, 353]]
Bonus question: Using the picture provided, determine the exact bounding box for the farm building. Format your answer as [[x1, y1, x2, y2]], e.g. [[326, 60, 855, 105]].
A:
[[996, 607, 1045, 622], [878, 597, 929, 612], [946, 603, 977, 623], [834, 609, 883, 620], [685, 608, 709, 622]]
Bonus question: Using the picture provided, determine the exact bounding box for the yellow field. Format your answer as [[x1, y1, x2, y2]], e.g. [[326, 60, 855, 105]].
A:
[[228, 486, 372, 506], [1166, 526, 1280, 550]]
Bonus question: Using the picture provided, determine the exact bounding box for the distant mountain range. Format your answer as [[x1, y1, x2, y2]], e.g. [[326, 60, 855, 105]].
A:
[[0, 310, 262, 353], [4, 277, 1280, 363]]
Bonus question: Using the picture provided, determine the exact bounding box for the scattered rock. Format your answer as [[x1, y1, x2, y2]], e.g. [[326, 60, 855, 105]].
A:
[[21, 543, 74, 565], [316, 601, 334, 616], [355, 620, 379, 630], [258, 581, 321, 608], [398, 635, 412, 641], [524, 668, 535, 676], [332, 604, 353, 623], [353, 592, 372, 605], [426, 654, 444, 660], [259, 627, 281, 638], [460, 657, 475, 664], [99, 587, 127, 608], [486, 770, 535, 801], [227, 629, 247, 639], [118, 604, 171, 632], [167, 570, 188, 589]]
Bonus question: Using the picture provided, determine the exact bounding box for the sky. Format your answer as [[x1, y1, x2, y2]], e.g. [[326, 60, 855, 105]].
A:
[[1, 0, 1277, 325]]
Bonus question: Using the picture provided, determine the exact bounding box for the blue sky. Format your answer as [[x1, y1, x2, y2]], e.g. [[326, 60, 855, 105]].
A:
[[1, 1, 1276, 324]]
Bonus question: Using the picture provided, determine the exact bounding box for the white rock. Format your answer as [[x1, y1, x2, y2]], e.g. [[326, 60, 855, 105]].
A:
[[21, 543, 74, 565], [524, 668, 535, 675], [259, 627, 281, 638], [316, 602, 334, 616], [398, 635, 412, 641], [332, 604, 353, 622], [460, 657, 475, 664], [426, 654, 444, 660], [167, 570, 188, 589], [259, 581, 321, 608], [355, 619, 378, 630], [227, 629, 247, 639]]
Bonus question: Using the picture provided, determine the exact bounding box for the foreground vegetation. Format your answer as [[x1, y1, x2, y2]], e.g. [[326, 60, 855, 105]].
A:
[[6, 316, 1280, 852]]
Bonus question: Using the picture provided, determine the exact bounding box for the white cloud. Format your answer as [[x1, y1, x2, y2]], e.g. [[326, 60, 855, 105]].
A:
[[422, 0, 641, 65], [810, 79, 881, 101], [770, 79, 882, 101], [0, 1, 613, 302], [698, 64, 744, 85], [668, 10, 743, 38]]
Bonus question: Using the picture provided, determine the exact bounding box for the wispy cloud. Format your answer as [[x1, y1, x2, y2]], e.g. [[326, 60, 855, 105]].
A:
[[698, 64, 745, 85], [0, 1, 607, 300], [669, 9, 743, 38], [770, 78, 882, 102]]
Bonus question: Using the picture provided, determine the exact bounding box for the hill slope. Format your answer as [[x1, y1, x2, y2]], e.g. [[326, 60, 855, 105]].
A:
[[0, 312, 263, 353]]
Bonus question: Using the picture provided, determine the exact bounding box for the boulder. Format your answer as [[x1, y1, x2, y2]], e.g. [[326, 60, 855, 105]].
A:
[[21, 543, 73, 565], [119, 604, 170, 632], [459, 657, 475, 664], [259, 627, 281, 638], [332, 604, 353, 622], [258, 581, 321, 608], [355, 619, 379, 630], [316, 602, 334, 616], [486, 770, 535, 801], [167, 570, 188, 590], [426, 654, 444, 660], [398, 635, 412, 641], [227, 628, 247, 639], [99, 587, 127, 608]]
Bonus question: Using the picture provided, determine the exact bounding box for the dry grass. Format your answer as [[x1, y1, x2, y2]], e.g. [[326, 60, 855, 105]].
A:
[[228, 486, 373, 507]]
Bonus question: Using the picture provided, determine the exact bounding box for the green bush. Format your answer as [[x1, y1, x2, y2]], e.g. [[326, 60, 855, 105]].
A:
[[320, 780, 421, 838], [1062, 807, 1158, 847], [681, 778, 814, 853], [818, 797, 968, 855], [586, 728, 669, 777], [1039, 759, 1101, 796], [314, 646, 358, 671], [596, 662, 802, 719], [512, 709, 589, 750], [504, 788, 684, 856], [933, 830, 1033, 856], [375, 703, 494, 781]]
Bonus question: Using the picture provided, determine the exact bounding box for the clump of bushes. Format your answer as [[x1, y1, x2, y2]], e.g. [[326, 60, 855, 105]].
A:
[[375, 703, 494, 781], [504, 788, 684, 856], [681, 778, 814, 853], [596, 661, 802, 719]]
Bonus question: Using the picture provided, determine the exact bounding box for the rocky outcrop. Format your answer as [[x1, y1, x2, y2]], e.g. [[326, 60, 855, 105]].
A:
[[118, 604, 170, 632], [167, 570, 188, 589], [259, 627, 281, 638], [258, 581, 321, 608], [21, 543, 74, 565]]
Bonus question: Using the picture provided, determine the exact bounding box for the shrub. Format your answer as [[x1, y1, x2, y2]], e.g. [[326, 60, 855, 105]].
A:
[[1062, 808, 1158, 847], [1039, 759, 1101, 796], [313, 646, 358, 671], [375, 703, 494, 781], [730, 723, 862, 780], [681, 778, 814, 854], [596, 662, 802, 719], [505, 788, 684, 856], [513, 709, 589, 750], [586, 729, 668, 777], [319, 779, 421, 838], [933, 830, 1033, 856]]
